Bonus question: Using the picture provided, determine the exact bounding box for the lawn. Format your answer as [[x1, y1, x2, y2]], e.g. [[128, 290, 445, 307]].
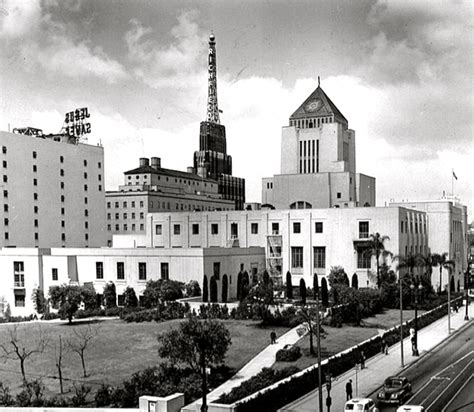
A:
[[274, 309, 423, 371], [0, 318, 290, 397]]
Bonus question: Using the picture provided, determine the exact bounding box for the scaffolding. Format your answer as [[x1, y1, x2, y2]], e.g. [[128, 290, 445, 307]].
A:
[[267, 235, 283, 284]]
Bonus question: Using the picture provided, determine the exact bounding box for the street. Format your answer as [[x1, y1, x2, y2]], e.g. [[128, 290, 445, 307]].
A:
[[369, 322, 474, 411]]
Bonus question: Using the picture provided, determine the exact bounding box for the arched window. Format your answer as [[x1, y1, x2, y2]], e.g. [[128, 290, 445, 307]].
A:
[[290, 201, 312, 209]]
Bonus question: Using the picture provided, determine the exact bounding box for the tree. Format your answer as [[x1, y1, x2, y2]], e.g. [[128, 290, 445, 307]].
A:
[[123, 286, 138, 308], [157, 316, 231, 412], [0, 325, 47, 385], [221, 275, 228, 303], [365, 233, 391, 288], [32, 288, 47, 314], [245, 270, 274, 322], [300, 279, 307, 304], [298, 305, 325, 356], [81, 284, 97, 310], [241, 271, 250, 301], [49, 285, 87, 324], [327, 266, 348, 288], [237, 271, 243, 301], [431, 253, 455, 294], [394, 254, 422, 279], [351, 273, 358, 289], [54, 335, 68, 394], [185, 280, 201, 297], [321, 278, 329, 307], [313, 274, 319, 300], [286, 271, 293, 300], [68, 322, 99, 378], [209, 276, 218, 303], [202, 275, 209, 303], [103, 282, 117, 308], [143, 280, 184, 307]]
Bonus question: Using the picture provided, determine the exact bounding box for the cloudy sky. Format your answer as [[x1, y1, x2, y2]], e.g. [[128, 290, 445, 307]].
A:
[[1, 0, 472, 218]]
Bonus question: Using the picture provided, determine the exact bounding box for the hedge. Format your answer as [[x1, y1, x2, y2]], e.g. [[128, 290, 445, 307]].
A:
[[276, 346, 301, 362], [230, 297, 462, 411]]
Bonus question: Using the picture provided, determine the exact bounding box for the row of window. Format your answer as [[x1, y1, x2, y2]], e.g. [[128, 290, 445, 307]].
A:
[[107, 223, 145, 232], [153, 221, 329, 237], [127, 174, 212, 188], [95, 261, 169, 281], [290, 116, 333, 129], [108, 212, 145, 220], [400, 217, 427, 235], [290, 246, 369, 270], [108, 200, 144, 209]]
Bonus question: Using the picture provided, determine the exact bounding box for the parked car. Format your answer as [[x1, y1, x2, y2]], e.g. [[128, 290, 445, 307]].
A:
[[396, 406, 425, 412], [344, 398, 377, 411], [377, 376, 412, 404]]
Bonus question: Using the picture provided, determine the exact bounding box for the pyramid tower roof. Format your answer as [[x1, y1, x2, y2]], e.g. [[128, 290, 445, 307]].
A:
[[290, 85, 347, 124]]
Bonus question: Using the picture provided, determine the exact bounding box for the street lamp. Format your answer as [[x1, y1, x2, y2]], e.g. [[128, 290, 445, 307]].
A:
[[464, 269, 470, 321], [410, 282, 423, 356], [325, 373, 332, 412]]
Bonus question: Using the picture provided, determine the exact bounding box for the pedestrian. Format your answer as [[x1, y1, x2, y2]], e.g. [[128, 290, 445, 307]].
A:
[[270, 330, 276, 344], [345, 379, 353, 400], [381, 338, 386, 355], [384, 341, 389, 355], [360, 351, 366, 369]]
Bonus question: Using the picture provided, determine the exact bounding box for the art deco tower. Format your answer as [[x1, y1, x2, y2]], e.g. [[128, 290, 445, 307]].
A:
[[193, 33, 245, 210]]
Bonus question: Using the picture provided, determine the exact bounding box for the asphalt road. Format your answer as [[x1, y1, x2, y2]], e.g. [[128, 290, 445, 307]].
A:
[[368, 322, 474, 411]]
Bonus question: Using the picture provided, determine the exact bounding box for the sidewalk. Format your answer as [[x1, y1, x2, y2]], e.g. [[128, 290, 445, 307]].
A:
[[183, 324, 305, 411], [280, 305, 473, 411]]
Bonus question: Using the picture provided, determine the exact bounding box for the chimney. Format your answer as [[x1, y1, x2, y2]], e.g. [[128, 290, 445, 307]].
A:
[[151, 157, 161, 169], [139, 157, 149, 167], [187, 166, 195, 174]]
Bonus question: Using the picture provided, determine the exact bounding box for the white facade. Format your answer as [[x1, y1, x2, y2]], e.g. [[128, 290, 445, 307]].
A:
[[390, 198, 469, 291], [0, 130, 107, 248], [118, 206, 429, 288], [0, 247, 265, 317], [261, 86, 376, 209]]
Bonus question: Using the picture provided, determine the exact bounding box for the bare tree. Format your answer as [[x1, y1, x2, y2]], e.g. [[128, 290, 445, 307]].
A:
[[54, 335, 69, 394], [68, 323, 99, 378], [0, 325, 47, 385]]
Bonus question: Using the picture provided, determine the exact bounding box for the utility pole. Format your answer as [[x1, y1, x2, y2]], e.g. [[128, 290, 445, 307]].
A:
[[316, 298, 323, 412], [399, 275, 404, 367]]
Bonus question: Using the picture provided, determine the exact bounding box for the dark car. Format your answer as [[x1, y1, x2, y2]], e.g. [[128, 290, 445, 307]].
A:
[[377, 376, 412, 404]]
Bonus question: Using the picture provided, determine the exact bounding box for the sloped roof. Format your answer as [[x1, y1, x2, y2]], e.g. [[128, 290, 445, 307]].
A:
[[124, 165, 217, 183], [290, 86, 347, 123]]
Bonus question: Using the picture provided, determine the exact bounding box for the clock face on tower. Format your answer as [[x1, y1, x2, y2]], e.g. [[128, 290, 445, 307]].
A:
[[305, 98, 322, 113]]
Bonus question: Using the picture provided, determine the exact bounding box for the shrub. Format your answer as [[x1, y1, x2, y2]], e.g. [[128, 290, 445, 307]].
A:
[[210, 276, 218, 302], [103, 282, 117, 308], [234, 298, 462, 412], [185, 280, 201, 297], [203, 275, 209, 302], [217, 367, 299, 405], [286, 272, 293, 299], [124, 286, 138, 308], [276, 345, 301, 362]]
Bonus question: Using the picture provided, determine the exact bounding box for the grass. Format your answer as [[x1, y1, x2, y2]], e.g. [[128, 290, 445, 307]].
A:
[[274, 308, 424, 371], [0, 318, 290, 397]]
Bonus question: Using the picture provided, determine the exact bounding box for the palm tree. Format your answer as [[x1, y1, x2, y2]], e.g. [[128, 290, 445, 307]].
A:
[[432, 253, 455, 294], [393, 254, 423, 280], [366, 233, 391, 289], [418, 252, 436, 290]]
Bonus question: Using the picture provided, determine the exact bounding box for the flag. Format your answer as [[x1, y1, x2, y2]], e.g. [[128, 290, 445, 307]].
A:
[[452, 170, 458, 180]]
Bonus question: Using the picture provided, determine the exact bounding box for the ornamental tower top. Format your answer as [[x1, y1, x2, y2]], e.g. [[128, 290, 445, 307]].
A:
[[206, 32, 220, 124]]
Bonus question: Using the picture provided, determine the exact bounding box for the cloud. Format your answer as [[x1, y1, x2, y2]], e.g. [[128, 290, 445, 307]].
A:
[[1, 0, 128, 83], [125, 11, 207, 90], [0, 0, 41, 38], [22, 36, 128, 83]]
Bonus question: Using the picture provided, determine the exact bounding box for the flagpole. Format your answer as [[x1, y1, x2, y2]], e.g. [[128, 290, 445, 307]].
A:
[[451, 169, 454, 197]]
